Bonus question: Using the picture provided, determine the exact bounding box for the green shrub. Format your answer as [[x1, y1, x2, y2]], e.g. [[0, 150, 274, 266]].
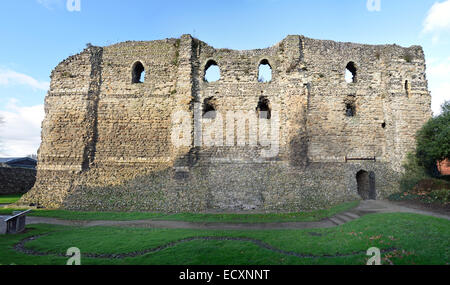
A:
[[440, 175, 450, 182], [400, 152, 429, 192], [402, 52, 414, 63], [416, 100, 450, 176], [428, 189, 450, 204]]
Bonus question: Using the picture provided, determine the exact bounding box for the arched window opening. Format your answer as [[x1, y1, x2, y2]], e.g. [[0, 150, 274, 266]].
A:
[[202, 97, 217, 119], [204, 60, 220, 82], [258, 59, 272, 83], [256, 96, 271, 119], [132, 61, 145, 83], [345, 62, 357, 83]]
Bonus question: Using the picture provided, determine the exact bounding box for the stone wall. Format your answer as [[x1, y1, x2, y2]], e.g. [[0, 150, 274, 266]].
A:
[[0, 165, 36, 195], [20, 34, 432, 212]]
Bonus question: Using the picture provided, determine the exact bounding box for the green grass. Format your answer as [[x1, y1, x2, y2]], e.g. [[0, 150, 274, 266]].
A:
[[0, 213, 448, 265], [0, 194, 22, 204], [0, 201, 359, 223]]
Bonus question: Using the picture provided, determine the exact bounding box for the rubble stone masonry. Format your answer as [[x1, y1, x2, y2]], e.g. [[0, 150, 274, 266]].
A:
[[0, 165, 36, 195], [20, 35, 432, 212]]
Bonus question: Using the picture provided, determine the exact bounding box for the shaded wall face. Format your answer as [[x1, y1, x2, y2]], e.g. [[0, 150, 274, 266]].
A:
[[37, 50, 95, 172], [59, 161, 399, 212]]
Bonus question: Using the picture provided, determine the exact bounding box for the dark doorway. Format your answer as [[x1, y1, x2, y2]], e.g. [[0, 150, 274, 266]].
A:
[[356, 170, 376, 200]]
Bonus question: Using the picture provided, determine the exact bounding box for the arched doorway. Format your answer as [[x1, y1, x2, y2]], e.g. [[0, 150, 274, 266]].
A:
[[356, 170, 376, 200]]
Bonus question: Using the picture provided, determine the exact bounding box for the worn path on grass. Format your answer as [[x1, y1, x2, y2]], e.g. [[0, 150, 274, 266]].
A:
[[1, 200, 449, 230]]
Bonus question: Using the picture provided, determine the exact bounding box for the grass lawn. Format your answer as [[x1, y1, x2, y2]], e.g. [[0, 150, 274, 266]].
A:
[[0, 201, 359, 223], [0, 195, 22, 204], [0, 213, 448, 265]]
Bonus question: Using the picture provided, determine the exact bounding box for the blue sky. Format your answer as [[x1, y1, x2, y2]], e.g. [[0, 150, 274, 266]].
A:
[[0, 0, 449, 156]]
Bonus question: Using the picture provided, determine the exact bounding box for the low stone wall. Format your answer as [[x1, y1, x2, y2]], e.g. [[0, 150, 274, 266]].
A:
[[0, 166, 36, 195]]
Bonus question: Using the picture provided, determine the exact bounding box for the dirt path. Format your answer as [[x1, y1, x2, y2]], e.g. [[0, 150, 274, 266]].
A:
[[354, 200, 450, 220], [1, 200, 449, 230]]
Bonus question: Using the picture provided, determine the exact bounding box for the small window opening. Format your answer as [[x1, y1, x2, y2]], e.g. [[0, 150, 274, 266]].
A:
[[203, 97, 217, 119], [258, 59, 272, 83], [256, 96, 271, 119], [132, 61, 145, 83], [204, 60, 220, 82], [345, 102, 356, 117], [381, 122, 386, 129], [345, 62, 357, 83]]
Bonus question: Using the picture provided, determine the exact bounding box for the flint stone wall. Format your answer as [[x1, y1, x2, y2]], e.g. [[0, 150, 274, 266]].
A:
[[0, 165, 36, 195], [20, 34, 431, 212]]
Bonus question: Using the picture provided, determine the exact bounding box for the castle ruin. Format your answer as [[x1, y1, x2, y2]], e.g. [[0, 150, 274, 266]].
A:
[[20, 34, 432, 212]]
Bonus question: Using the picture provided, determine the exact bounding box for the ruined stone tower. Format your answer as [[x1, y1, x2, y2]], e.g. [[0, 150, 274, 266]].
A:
[[20, 34, 432, 212]]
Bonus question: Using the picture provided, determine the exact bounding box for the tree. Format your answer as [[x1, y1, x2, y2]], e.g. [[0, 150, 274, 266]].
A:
[[441, 100, 450, 114], [415, 100, 450, 176]]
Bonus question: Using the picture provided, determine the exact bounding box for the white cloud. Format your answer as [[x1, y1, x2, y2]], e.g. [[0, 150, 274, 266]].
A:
[[0, 68, 49, 91], [427, 57, 450, 115], [0, 99, 44, 157], [430, 82, 450, 115], [422, 0, 450, 42]]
